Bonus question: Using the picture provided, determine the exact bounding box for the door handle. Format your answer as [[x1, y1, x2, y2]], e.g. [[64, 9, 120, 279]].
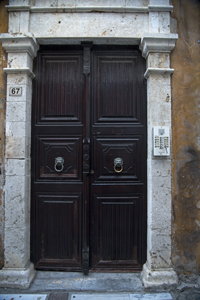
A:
[[114, 157, 123, 173], [54, 157, 64, 172]]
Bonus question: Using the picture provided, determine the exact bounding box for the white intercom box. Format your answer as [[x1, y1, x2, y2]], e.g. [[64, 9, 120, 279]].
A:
[[153, 126, 170, 156]]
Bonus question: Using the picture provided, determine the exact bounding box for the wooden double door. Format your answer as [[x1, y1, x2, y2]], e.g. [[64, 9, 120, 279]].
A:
[[31, 45, 147, 273]]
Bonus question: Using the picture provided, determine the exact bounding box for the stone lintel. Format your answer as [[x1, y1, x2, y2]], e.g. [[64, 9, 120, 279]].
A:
[[5, 5, 147, 13], [140, 34, 178, 59], [5, 5, 30, 11], [5, 4, 174, 13], [0, 262, 36, 289], [4, 67, 35, 79], [144, 68, 174, 79], [148, 5, 173, 12], [142, 263, 178, 288], [0, 33, 39, 59]]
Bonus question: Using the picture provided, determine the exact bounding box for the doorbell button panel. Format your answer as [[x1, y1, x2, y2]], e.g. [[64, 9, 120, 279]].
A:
[[153, 126, 170, 156]]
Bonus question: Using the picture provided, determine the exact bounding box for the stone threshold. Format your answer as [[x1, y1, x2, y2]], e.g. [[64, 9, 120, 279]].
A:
[[0, 293, 173, 300]]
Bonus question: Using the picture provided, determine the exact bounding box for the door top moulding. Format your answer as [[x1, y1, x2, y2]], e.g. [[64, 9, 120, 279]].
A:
[[5, 5, 173, 13], [36, 37, 141, 46]]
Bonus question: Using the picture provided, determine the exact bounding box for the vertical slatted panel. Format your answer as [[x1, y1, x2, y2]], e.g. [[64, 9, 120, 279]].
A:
[[43, 200, 73, 259], [40, 56, 82, 122], [101, 200, 136, 260], [39, 195, 80, 260], [99, 60, 134, 117]]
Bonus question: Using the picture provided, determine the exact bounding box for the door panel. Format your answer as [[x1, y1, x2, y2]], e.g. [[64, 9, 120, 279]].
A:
[[37, 136, 82, 180], [35, 193, 82, 269], [90, 47, 146, 271], [31, 45, 147, 272], [31, 48, 84, 271], [93, 136, 144, 182], [90, 194, 142, 270], [93, 53, 142, 124], [38, 55, 83, 123]]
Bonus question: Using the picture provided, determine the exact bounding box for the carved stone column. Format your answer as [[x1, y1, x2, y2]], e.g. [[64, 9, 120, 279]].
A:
[[140, 34, 178, 288], [0, 33, 39, 289]]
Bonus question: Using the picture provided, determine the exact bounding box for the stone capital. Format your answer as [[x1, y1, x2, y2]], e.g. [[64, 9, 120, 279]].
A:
[[140, 33, 178, 59], [0, 33, 39, 59]]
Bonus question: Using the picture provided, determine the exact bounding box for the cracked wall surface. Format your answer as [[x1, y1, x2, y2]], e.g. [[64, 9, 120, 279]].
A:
[[171, 0, 200, 275]]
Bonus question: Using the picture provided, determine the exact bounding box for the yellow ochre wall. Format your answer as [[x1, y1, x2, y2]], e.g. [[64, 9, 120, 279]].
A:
[[171, 0, 200, 275]]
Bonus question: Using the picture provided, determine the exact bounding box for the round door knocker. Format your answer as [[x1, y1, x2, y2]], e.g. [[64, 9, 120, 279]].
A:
[[114, 157, 123, 173], [54, 157, 64, 173]]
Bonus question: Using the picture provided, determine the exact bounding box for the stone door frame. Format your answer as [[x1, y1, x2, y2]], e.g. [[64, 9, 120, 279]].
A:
[[0, 2, 178, 289]]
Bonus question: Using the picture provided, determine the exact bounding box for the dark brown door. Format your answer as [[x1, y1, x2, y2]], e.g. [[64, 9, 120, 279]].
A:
[[31, 45, 147, 272]]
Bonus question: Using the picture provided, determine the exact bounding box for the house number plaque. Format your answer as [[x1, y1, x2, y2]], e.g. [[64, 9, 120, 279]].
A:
[[9, 87, 22, 96]]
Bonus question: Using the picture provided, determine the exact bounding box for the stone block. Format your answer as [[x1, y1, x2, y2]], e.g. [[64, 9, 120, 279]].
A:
[[148, 99, 171, 125], [150, 230, 171, 251], [142, 263, 178, 288], [19, 11, 30, 33], [148, 81, 171, 103], [76, 0, 126, 6], [9, 12, 20, 34], [147, 53, 170, 68], [5, 174, 25, 202], [5, 197, 26, 229], [159, 12, 170, 33], [6, 102, 26, 122], [25, 137, 31, 158], [6, 121, 26, 137], [6, 136, 26, 158], [0, 262, 36, 289], [7, 84, 26, 103], [26, 101, 32, 123], [7, 73, 32, 86], [9, 0, 30, 5], [25, 121, 31, 140], [30, 13, 149, 38], [8, 53, 33, 69], [7, 83, 32, 103], [6, 158, 26, 176], [148, 251, 172, 269], [149, 12, 159, 33], [126, 0, 147, 6], [150, 159, 171, 177], [4, 225, 30, 266], [149, 0, 170, 5]]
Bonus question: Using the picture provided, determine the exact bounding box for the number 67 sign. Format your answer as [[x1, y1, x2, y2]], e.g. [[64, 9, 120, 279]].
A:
[[9, 87, 22, 96]]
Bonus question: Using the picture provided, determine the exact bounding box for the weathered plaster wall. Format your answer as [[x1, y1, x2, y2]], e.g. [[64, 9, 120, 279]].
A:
[[171, 0, 200, 275], [0, 0, 9, 269]]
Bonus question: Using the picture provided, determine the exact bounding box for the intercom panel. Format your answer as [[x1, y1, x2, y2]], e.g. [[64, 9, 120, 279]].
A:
[[153, 126, 170, 156]]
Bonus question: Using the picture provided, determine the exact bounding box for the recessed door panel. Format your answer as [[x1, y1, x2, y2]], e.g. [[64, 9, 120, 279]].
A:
[[36, 136, 82, 180], [34, 194, 82, 270], [93, 136, 143, 183], [36, 55, 83, 123], [93, 54, 143, 124], [90, 194, 141, 270]]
